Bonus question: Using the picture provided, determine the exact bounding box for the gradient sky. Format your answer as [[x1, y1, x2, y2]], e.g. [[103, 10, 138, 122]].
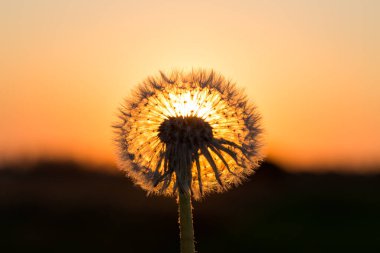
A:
[[1, 0, 379, 172]]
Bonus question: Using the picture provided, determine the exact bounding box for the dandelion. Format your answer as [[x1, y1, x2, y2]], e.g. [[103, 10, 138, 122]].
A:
[[114, 69, 263, 253]]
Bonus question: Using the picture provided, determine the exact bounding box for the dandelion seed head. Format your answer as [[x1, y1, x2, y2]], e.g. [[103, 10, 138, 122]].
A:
[[114, 69, 263, 199]]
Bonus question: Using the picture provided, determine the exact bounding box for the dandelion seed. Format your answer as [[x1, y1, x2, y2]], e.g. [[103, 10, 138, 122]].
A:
[[113, 69, 263, 253]]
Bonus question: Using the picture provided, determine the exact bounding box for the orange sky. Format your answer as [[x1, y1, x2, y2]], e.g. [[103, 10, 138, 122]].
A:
[[1, 0, 379, 172]]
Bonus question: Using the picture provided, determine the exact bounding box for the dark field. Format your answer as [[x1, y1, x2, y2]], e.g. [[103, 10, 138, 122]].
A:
[[1, 160, 379, 253]]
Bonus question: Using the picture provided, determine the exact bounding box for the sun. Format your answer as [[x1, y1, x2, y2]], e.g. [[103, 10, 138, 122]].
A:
[[168, 87, 218, 118]]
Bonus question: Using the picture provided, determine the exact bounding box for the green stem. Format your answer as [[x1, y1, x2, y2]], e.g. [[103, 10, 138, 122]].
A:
[[178, 191, 195, 253]]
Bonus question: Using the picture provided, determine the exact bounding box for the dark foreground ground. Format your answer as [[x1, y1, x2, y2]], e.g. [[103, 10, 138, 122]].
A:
[[1, 160, 379, 253]]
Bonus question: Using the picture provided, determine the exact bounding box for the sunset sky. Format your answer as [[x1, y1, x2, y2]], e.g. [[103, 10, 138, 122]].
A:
[[1, 0, 379, 172]]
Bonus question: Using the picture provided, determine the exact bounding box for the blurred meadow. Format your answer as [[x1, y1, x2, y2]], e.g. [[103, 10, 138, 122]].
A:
[[1, 160, 379, 253], [1, 0, 380, 252]]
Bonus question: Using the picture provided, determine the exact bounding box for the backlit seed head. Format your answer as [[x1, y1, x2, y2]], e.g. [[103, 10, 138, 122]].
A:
[[114, 69, 263, 200]]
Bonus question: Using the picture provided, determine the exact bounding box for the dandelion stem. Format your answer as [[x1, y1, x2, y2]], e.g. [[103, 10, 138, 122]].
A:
[[178, 191, 195, 253]]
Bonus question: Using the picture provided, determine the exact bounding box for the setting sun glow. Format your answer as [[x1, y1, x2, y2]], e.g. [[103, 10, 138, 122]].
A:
[[1, 0, 379, 172]]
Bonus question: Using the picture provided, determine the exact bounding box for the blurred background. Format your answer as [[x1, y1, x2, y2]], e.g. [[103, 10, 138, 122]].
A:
[[1, 0, 379, 252]]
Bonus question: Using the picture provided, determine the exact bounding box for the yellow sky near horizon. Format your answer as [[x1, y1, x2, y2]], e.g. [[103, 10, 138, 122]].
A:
[[1, 0, 379, 172]]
